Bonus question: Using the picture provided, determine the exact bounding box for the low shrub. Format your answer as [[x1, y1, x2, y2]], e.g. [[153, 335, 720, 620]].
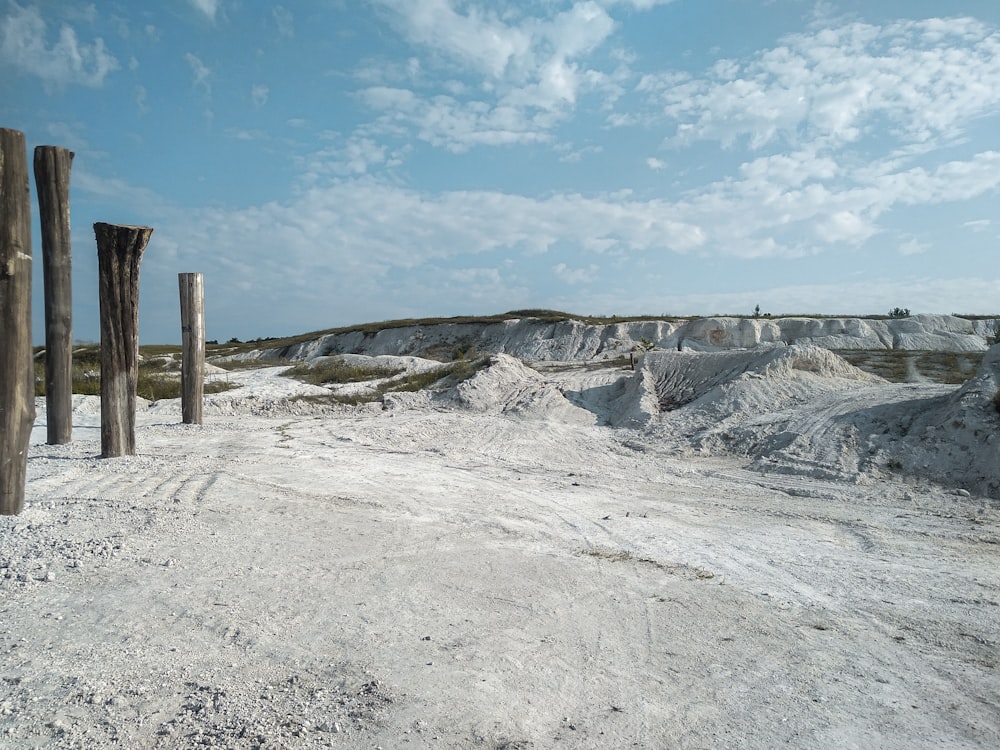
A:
[[282, 359, 404, 385], [34, 346, 239, 401]]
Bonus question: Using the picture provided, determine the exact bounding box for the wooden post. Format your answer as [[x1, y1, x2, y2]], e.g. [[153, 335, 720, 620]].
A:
[[178, 272, 205, 424], [94, 222, 153, 458], [0, 128, 35, 515], [34, 146, 74, 445]]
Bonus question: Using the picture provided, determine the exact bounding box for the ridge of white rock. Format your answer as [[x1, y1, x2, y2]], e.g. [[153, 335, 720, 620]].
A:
[[245, 314, 998, 364]]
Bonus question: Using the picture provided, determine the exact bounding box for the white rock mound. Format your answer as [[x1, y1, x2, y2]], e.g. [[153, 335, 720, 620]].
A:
[[443, 354, 595, 424], [604, 345, 882, 429], [877, 343, 1000, 497], [249, 314, 999, 364]]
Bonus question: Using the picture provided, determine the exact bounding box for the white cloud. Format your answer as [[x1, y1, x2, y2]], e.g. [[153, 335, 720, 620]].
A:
[[251, 83, 269, 107], [188, 0, 219, 23], [816, 210, 876, 245], [638, 18, 1000, 152], [360, 86, 555, 152], [224, 128, 266, 141], [660, 149, 1000, 258], [70, 162, 1000, 342], [646, 156, 666, 170], [301, 137, 405, 178], [185, 52, 211, 97], [373, 0, 533, 79], [898, 239, 929, 256], [0, 2, 119, 88], [598, 0, 675, 8], [618, 276, 1000, 319], [366, 1, 626, 149], [553, 262, 599, 285], [557, 143, 603, 162], [134, 84, 149, 113], [962, 219, 991, 232], [273, 5, 293, 38]]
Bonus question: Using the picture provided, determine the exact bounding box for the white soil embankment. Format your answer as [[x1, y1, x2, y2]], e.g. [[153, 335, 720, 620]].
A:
[[246, 314, 999, 364]]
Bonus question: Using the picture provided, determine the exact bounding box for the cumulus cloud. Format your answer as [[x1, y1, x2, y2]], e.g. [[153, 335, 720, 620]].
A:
[[668, 149, 1000, 257], [365, 0, 628, 149], [273, 5, 293, 38], [553, 262, 599, 285], [251, 83, 269, 107], [962, 219, 991, 232], [0, 2, 119, 88], [185, 52, 211, 97], [638, 17, 1000, 151], [134, 84, 149, 113], [898, 239, 929, 256], [188, 0, 219, 23]]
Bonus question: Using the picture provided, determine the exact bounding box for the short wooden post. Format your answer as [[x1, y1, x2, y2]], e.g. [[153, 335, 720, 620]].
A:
[[34, 146, 74, 445], [0, 128, 35, 515], [94, 222, 153, 458], [178, 272, 205, 424]]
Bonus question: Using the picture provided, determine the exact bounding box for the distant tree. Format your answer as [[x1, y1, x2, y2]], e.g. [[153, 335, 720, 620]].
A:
[[753, 304, 761, 319], [888, 307, 910, 319]]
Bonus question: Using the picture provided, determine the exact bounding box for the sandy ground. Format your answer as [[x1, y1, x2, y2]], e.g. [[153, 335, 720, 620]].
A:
[[2, 356, 999, 749]]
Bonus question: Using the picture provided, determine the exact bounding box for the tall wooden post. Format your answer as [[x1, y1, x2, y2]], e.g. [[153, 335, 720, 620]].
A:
[[178, 272, 205, 425], [94, 222, 153, 458], [0, 128, 35, 515], [34, 146, 74, 445]]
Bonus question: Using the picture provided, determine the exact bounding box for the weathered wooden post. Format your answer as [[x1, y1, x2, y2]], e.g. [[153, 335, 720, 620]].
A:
[[0, 128, 35, 515], [178, 272, 205, 425], [34, 145, 74, 445], [94, 222, 153, 458]]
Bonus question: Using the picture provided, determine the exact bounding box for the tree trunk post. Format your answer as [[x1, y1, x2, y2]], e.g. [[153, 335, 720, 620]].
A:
[[94, 222, 153, 458], [0, 128, 35, 515], [178, 272, 205, 425], [34, 146, 74, 445]]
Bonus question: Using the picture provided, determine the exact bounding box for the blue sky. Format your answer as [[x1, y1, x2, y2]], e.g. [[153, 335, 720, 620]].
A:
[[2, 0, 1000, 344]]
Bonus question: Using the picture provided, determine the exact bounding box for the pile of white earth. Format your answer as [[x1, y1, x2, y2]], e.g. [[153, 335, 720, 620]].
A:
[[443, 344, 1000, 499]]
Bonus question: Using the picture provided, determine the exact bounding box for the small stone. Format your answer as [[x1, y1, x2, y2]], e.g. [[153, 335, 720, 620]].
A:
[[45, 571, 56, 582], [956, 489, 971, 498]]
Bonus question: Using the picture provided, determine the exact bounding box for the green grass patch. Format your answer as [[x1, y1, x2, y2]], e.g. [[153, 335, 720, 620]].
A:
[[281, 358, 404, 385], [835, 350, 984, 384], [292, 357, 490, 406], [915, 352, 978, 385], [210, 357, 293, 371], [33, 345, 239, 401], [837, 350, 910, 382]]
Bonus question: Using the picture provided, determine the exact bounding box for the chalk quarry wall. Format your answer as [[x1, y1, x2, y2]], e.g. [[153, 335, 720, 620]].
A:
[[263, 314, 999, 363]]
